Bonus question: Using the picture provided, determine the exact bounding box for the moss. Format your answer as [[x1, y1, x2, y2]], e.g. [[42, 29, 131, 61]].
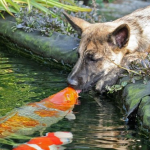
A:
[[123, 80, 150, 110], [142, 107, 150, 127], [138, 96, 150, 128], [139, 96, 150, 112], [120, 79, 150, 135]]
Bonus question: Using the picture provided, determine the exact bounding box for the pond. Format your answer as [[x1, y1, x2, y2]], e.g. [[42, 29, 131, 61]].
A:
[[0, 46, 150, 150]]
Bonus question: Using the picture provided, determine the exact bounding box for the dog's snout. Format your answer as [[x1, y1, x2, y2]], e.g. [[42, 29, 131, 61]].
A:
[[67, 77, 78, 86]]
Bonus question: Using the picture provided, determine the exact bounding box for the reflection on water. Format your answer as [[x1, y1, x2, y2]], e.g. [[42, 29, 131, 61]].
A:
[[0, 48, 67, 116], [0, 47, 150, 150]]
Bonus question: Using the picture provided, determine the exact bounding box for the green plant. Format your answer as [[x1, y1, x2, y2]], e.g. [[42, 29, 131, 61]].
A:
[[14, 5, 101, 37], [106, 81, 128, 93], [106, 54, 150, 93], [0, 0, 92, 18]]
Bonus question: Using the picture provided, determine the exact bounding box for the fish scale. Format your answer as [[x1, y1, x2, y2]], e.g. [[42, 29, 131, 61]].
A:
[[13, 131, 73, 150], [0, 87, 79, 138]]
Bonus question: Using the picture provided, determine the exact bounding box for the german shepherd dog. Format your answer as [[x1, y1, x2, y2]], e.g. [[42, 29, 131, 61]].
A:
[[64, 6, 150, 92]]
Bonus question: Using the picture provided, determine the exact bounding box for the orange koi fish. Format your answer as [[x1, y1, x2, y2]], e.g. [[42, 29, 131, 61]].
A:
[[0, 87, 79, 138], [13, 131, 73, 150]]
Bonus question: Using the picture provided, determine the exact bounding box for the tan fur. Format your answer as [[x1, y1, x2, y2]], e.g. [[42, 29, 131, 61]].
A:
[[64, 6, 150, 92]]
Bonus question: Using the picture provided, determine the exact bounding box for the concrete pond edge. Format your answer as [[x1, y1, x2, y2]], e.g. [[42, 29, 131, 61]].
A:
[[0, 16, 150, 136], [115, 77, 150, 137], [0, 16, 80, 71]]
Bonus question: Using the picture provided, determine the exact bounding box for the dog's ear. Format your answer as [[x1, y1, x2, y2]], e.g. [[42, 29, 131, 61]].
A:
[[63, 12, 91, 34], [110, 24, 130, 48]]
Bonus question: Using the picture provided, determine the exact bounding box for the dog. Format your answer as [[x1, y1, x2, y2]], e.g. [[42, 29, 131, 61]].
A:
[[64, 6, 150, 93]]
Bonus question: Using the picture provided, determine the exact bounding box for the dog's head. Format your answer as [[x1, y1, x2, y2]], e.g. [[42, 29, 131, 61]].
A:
[[64, 13, 130, 92]]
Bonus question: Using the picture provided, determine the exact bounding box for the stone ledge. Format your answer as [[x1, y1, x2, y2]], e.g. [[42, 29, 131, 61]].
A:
[[0, 16, 79, 71], [117, 78, 150, 136]]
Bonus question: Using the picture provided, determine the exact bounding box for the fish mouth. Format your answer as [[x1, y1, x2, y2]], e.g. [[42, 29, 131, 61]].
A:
[[68, 86, 82, 93]]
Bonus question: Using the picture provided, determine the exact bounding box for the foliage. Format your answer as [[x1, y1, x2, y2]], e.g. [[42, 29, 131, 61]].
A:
[[106, 54, 150, 93], [14, 6, 101, 37], [106, 81, 128, 94], [0, 0, 92, 18]]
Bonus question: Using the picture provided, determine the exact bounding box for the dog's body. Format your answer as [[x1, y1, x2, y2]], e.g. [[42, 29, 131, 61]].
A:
[[64, 6, 150, 92]]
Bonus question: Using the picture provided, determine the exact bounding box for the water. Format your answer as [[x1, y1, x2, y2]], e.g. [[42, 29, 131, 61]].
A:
[[0, 47, 150, 150]]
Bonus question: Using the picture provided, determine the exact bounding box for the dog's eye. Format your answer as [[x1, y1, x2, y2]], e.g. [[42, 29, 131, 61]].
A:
[[86, 53, 96, 61]]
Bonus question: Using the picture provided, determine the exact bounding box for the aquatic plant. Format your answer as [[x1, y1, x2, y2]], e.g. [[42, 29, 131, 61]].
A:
[[0, 0, 92, 18]]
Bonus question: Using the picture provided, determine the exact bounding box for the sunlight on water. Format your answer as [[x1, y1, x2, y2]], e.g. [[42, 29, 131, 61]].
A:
[[0, 47, 150, 150], [0, 48, 67, 116]]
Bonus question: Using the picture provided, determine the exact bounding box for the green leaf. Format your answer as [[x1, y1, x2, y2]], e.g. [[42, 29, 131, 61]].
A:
[[30, 0, 58, 17], [0, 0, 92, 19], [0, 12, 4, 18], [6, 0, 20, 11], [27, 0, 31, 12], [35, 0, 92, 12], [121, 81, 128, 87], [0, 0, 14, 16], [114, 85, 122, 91]]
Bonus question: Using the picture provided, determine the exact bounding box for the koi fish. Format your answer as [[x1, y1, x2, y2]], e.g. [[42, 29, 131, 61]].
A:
[[0, 87, 79, 138], [13, 131, 73, 150]]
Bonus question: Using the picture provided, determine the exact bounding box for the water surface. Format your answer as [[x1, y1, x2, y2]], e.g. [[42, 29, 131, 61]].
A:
[[0, 47, 150, 150]]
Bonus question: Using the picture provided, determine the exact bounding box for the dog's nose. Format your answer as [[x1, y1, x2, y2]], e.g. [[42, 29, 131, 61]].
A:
[[67, 77, 78, 87]]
